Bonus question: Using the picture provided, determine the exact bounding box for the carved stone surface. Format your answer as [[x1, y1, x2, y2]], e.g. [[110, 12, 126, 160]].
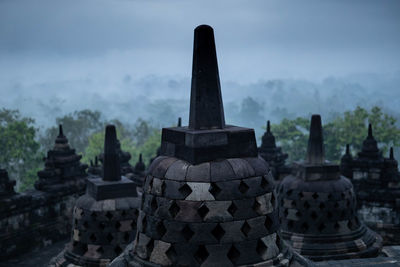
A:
[[278, 115, 382, 261]]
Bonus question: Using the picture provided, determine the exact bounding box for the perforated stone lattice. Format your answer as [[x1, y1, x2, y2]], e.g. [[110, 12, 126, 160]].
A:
[[65, 195, 139, 263], [277, 174, 382, 261], [131, 156, 290, 266]]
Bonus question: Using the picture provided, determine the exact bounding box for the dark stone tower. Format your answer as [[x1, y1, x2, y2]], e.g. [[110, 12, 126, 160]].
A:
[[277, 115, 382, 261], [35, 125, 88, 193], [258, 120, 290, 181], [111, 25, 310, 267], [51, 125, 140, 266], [340, 125, 400, 244]]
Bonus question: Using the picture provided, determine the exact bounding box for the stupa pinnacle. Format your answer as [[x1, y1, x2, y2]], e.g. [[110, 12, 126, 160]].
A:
[[103, 125, 121, 182], [306, 115, 324, 164], [189, 25, 225, 130]]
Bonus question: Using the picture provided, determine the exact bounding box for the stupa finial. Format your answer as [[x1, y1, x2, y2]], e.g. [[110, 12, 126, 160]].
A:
[[346, 144, 350, 155], [189, 25, 225, 130], [103, 125, 121, 181], [306, 114, 325, 164], [267, 120, 271, 133], [390, 147, 394, 160], [177, 117, 182, 127], [58, 124, 64, 137], [368, 123, 373, 138]]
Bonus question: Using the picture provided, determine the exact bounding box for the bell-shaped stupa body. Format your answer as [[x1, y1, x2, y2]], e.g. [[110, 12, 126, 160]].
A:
[[111, 25, 310, 267], [277, 115, 382, 261], [51, 125, 140, 267]]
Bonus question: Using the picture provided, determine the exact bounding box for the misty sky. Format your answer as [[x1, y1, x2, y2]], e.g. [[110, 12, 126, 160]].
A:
[[0, 0, 400, 130], [1, 0, 399, 83]]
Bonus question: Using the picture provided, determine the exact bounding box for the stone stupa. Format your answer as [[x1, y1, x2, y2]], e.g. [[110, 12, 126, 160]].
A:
[[51, 125, 140, 267], [110, 24, 310, 267], [35, 125, 88, 193], [258, 120, 291, 181], [277, 115, 382, 261]]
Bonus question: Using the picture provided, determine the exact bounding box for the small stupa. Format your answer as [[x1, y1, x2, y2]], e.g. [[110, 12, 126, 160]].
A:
[[277, 115, 382, 261], [35, 125, 88, 193], [50, 125, 140, 266], [258, 120, 291, 181]]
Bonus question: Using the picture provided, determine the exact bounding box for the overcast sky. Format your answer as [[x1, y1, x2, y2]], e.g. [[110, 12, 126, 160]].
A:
[[0, 0, 399, 85]]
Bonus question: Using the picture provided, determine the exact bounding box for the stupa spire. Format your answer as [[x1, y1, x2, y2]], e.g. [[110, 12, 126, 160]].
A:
[[368, 123, 373, 138], [267, 120, 271, 133], [189, 25, 225, 130], [103, 125, 121, 181], [177, 117, 182, 127], [306, 114, 325, 164], [346, 144, 351, 155], [58, 124, 64, 137], [390, 147, 394, 160]]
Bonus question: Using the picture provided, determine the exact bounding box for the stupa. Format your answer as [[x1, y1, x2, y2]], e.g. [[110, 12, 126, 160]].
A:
[[258, 120, 291, 181], [277, 115, 382, 261], [35, 125, 88, 193], [131, 154, 146, 195], [340, 125, 400, 244], [110, 25, 310, 267], [51, 125, 140, 266]]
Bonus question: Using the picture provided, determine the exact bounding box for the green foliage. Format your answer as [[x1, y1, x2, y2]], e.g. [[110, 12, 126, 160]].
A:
[[136, 129, 161, 165], [0, 108, 43, 191], [271, 106, 400, 162], [270, 117, 309, 162], [39, 109, 104, 154], [82, 118, 161, 167]]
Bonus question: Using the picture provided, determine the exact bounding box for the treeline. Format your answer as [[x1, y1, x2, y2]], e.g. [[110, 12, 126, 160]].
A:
[[270, 106, 400, 162], [0, 109, 162, 191], [0, 106, 399, 192]]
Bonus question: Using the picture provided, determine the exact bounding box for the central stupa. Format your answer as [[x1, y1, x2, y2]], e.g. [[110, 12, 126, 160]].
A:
[[111, 24, 310, 267]]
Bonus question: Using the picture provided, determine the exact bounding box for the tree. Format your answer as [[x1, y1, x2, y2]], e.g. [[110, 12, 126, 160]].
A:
[[270, 117, 309, 162], [271, 106, 400, 163], [82, 119, 161, 167], [0, 108, 43, 191], [239, 97, 265, 129], [40, 109, 104, 154]]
